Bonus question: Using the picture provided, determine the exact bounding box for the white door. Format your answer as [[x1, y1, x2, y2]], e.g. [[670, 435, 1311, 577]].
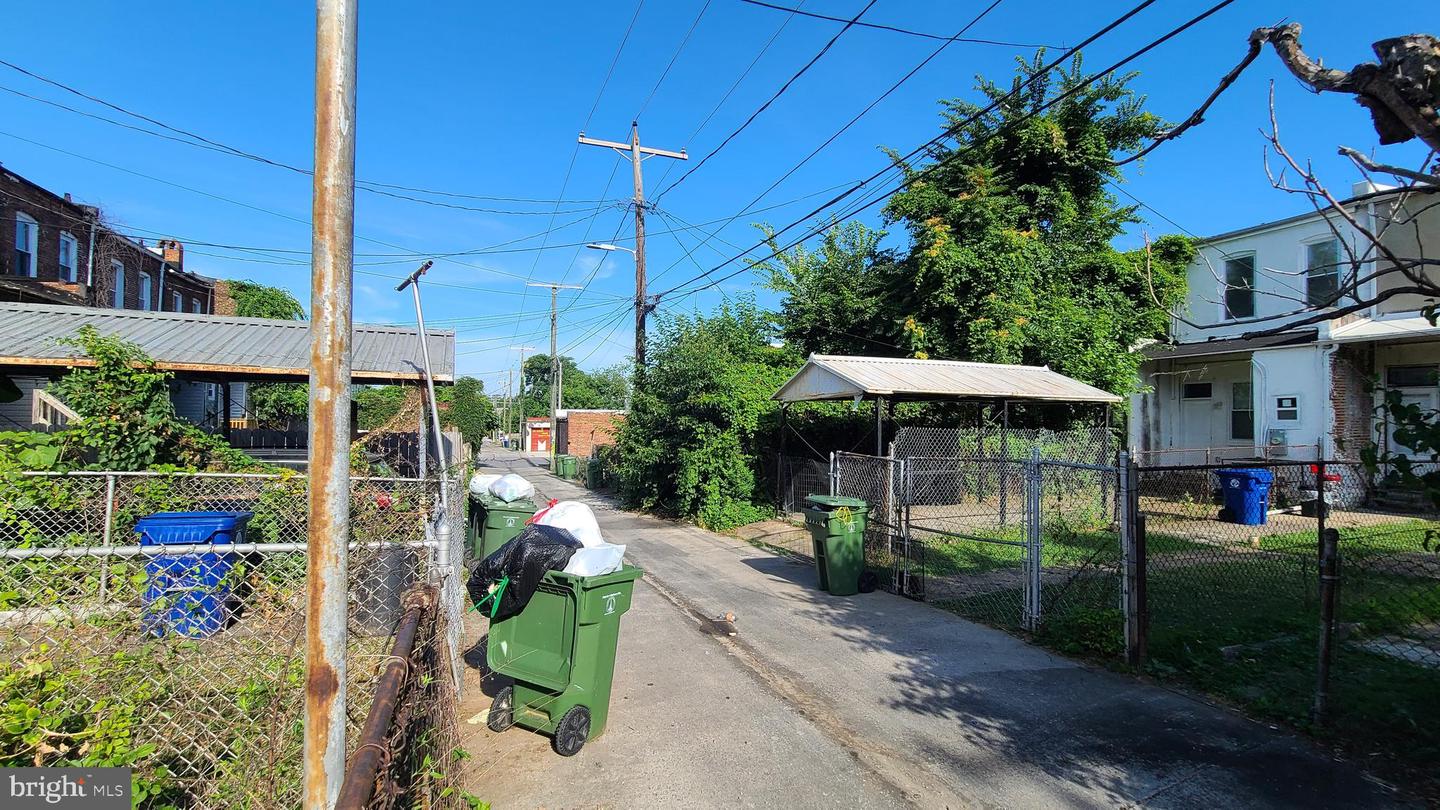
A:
[[1387, 389, 1437, 457], [1178, 381, 1223, 452]]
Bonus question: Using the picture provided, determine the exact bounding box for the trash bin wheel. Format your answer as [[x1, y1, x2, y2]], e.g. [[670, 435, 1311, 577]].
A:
[[552, 704, 591, 757], [487, 686, 514, 733], [857, 571, 879, 594]]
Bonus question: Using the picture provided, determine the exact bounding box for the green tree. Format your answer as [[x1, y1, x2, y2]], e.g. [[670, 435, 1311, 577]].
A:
[[442, 376, 497, 446], [229, 281, 309, 428], [761, 220, 895, 356], [520, 355, 629, 417], [760, 54, 1192, 395], [615, 300, 801, 530], [227, 280, 305, 320]]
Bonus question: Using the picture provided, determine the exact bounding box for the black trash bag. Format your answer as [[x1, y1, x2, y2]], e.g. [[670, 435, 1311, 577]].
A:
[[467, 524, 582, 621]]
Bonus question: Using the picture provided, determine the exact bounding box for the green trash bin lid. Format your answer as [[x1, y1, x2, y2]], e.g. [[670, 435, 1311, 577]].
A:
[[804, 494, 867, 510]]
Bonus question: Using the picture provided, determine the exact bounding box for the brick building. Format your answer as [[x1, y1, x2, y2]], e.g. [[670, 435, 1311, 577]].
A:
[[555, 409, 626, 458], [1, 164, 214, 313]]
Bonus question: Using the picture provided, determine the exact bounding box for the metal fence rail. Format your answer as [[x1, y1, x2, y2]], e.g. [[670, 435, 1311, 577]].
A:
[[0, 470, 464, 809]]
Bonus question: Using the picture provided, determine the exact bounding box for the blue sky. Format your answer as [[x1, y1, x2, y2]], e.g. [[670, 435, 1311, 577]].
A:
[[2, 0, 1431, 392]]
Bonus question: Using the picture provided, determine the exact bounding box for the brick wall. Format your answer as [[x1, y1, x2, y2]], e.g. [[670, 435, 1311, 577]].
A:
[[1330, 344, 1375, 460], [563, 410, 625, 458], [1, 165, 212, 313], [212, 279, 237, 316]]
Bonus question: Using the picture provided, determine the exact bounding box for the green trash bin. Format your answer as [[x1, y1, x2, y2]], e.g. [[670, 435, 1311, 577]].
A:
[[477, 495, 539, 559], [486, 565, 644, 756], [467, 493, 487, 558], [585, 457, 603, 489], [561, 455, 580, 479], [802, 495, 868, 596]]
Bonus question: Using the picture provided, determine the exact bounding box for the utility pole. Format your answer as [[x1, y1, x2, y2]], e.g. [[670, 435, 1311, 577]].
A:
[[305, 0, 356, 805], [527, 283, 579, 464], [578, 122, 685, 367], [509, 345, 535, 444]]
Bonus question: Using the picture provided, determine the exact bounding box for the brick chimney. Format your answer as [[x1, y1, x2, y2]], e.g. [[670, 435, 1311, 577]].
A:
[[158, 239, 184, 270]]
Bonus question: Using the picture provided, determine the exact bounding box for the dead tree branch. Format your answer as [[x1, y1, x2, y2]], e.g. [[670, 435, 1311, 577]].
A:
[[1339, 146, 1440, 186]]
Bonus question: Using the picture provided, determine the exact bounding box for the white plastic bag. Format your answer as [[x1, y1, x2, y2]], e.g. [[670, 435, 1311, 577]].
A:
[[562, 543, 625, 577], [468, 473, 501, 497], [533, 501, 604, 548], [488, 473, 535, 503]]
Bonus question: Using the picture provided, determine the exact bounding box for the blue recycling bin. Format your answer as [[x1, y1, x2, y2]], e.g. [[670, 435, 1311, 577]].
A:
[[1215, 469, 1273, 526], [136, 511, 254, 638]]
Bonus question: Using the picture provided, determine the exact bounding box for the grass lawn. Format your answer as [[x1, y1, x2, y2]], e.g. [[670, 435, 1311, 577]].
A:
[[927, 526, 1439, 798]]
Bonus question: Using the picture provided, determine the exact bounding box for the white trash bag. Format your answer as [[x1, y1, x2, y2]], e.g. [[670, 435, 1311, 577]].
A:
[[533, 501, 604, 548], [562, 543, 626, 577], [488, 473, 535, 503], [468, 473, 501, 497]]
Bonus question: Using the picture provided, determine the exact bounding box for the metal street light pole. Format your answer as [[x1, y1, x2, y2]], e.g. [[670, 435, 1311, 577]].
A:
[[305, 0, 357, 804]]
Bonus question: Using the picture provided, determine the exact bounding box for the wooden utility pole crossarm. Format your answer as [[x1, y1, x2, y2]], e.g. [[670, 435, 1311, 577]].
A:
[[579, 122, 686, 367]]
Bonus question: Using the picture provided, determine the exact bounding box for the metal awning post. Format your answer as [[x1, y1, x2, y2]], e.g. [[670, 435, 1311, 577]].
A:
[[875, 396, 885, 457]]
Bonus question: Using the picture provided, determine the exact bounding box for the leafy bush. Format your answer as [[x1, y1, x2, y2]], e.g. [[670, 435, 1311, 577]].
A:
[[615, 300, 800, 531], [45, 326, 261, 472]]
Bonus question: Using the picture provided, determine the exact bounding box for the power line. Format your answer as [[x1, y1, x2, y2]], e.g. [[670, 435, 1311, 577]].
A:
[[737, 0, 1060, 49], [649, 0, 805, 192], [660, 0, 1235, 300], [0, 62, 616, 212], [634, 0, 714, 120], [655, 0, 879, 200], [649, 0, 1007, 281]]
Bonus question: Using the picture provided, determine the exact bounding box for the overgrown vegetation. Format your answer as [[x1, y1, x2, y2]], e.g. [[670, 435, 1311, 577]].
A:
[[228, 281, 309, 429], [45, 326, 258, 472], [440, 376, 498, 447], [614, 300, 800, 530]]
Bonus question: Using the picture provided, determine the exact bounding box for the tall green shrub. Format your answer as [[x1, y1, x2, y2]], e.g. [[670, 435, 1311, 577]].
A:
[[615, 300, 801, 530]]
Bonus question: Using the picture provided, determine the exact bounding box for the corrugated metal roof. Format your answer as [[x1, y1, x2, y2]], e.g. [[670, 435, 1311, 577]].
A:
[[772, 354, 1121, 403], [0, 302, 454, 382]]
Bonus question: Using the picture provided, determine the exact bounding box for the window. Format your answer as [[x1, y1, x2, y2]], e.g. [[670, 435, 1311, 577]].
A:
[[1223, 255, 1255, 319], [1275, 396, 1299, 422], [1305, 238, 1341, 306], [138, 271, 152, 311], [171, 291, 182, 312], [1182, 382, 1213, 399], [57, 232, 78, 282], [12, 211, 37, 277], [191, 299, 202, 314], [111, 261, 125, 308], [1386, 365, 1439, 388], [1231, 382, 1254, 440]]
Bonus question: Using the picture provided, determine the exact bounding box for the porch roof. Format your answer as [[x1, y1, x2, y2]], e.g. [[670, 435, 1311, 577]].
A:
[[1140, 329, 1318, 361], [1330, 316, 1440, 343]]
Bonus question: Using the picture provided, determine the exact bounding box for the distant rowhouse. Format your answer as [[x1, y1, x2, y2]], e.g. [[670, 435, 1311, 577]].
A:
[[1, 163, 214, 314]]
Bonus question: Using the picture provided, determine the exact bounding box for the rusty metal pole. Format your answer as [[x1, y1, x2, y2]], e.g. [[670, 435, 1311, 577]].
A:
[[305, 0, 358, 805]]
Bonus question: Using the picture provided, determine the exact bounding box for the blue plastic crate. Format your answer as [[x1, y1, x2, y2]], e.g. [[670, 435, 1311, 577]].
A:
[[136, 511, 253, 638]]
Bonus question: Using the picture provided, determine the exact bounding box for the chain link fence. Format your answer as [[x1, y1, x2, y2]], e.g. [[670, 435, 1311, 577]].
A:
[[1136, 460, 1439, 797], [0, 470, 464, 808]]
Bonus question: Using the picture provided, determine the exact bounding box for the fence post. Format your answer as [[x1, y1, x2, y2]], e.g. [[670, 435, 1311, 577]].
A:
[[1313, 456, 1340, 722], [829, 451, 837, 497], [1023, 447, 1042, 631], [1119, 452, 1144, 665], [99, 474, 116, 604]]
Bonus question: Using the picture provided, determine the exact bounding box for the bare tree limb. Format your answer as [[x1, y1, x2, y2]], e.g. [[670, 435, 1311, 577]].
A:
[[1262, 24, 1440, 151], [1115, 30, 1266, 167], [1339, 146, 1440, 186]]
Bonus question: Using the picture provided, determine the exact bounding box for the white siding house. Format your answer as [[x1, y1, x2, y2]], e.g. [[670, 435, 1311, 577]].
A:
[[1130, 182, 1440, 465]]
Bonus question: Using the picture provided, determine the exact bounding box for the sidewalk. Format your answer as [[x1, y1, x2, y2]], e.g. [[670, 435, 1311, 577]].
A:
[[462, 449, 1409, 808]]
